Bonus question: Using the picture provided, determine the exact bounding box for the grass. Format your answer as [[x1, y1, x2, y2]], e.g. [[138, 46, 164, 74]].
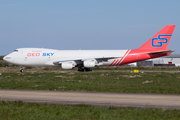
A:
[[0, 71, 180, 94], [93, 66, 180, 71], [0, 101, 180, 120], [0, 56, 3, 60], [1, 68, 180, 119], [0, 60, 9, 67], [0, 56, 8, 67]]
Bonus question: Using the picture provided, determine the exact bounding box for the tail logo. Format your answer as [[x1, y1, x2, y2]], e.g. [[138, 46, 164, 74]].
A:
[[151, 35, 172, 47]]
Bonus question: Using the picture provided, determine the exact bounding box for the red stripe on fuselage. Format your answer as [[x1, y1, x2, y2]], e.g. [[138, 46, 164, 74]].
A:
[[116, 50, 130, 66], [112, 59, 119, 66], [109, 59, 116, 66], [118, 50, 131, 66]]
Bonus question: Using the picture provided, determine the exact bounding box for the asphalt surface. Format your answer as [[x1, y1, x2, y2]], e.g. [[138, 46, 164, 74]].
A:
[[0, 89, 180, 110]]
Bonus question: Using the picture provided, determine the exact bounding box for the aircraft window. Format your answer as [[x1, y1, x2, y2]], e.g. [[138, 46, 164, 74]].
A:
[[14, 50, 18, 52]]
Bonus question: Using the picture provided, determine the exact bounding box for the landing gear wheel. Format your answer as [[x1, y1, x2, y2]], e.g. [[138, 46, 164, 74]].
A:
[[78, 68, 84, 72], [85, 68, 92, 72], [20, 66, 24, 72], [20, 69, 24, 72]]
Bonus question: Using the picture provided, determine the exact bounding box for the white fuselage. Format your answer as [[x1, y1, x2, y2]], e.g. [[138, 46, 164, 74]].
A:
[[3, 48, 128, 67]]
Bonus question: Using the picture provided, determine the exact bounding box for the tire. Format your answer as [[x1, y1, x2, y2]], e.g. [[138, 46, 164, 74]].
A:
[[20, 69, 24, 72], [78, 68, 84, 72], [85, 68, 92, 72]]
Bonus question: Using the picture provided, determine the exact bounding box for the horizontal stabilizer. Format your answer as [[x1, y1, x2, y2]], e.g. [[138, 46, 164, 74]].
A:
[[147, 50, 175, 55]]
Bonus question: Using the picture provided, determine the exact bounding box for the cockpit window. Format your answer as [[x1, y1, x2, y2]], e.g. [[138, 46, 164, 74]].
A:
[[14, 50, 18, 52]]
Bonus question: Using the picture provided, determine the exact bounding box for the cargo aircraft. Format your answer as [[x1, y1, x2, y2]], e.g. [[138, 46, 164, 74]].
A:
[[3, 25, 176, 72]]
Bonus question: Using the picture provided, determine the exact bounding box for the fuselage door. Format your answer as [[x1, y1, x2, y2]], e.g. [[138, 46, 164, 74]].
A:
[[24, 57, 27, 61]]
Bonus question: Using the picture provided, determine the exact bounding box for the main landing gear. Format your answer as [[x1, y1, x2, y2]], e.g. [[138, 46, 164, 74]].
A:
[[84, 68, 92, 72], [78, 67, 92, 72]]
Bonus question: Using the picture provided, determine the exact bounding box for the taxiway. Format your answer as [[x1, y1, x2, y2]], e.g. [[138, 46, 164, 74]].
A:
[[0, 89, 180, 110]]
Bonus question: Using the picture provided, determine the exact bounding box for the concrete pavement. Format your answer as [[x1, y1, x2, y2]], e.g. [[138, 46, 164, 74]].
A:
[[0, 89, 180, 110]]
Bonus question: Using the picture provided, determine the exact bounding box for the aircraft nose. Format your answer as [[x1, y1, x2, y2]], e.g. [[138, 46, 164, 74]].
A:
[[3, 55, 11, 62], [3, 56, 6, 61], [3, 56, 5, 61]]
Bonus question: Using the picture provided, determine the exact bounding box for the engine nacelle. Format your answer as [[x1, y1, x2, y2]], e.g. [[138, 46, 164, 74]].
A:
[[61, 62, 73, 69], [83, 60, 96, 68]]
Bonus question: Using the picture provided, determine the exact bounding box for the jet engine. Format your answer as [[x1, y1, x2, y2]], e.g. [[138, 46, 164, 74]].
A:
[[61, 62, 74, 69], [83, 59, 97, 68]]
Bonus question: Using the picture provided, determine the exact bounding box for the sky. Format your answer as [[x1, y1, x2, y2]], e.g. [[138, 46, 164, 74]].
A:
[[0, 0, 180, 55]]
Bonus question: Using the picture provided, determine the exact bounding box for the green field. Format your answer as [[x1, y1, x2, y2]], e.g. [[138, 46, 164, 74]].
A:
[[1, 67, 180, 119], [0, 101, 180, 120], [0, 70, 180, 94]]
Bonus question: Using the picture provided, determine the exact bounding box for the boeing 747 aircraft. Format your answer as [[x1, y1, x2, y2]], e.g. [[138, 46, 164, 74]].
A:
[[3, 25, 176, 72]]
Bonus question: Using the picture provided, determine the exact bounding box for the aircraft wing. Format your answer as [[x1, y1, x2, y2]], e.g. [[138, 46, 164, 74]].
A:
[[53, 57, 120, 65], [53, 60, 81, 65], [82, 57, 119, 62]]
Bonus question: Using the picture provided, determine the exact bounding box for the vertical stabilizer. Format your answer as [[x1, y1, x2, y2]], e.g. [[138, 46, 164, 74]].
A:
[[138, 25, 175, 50]]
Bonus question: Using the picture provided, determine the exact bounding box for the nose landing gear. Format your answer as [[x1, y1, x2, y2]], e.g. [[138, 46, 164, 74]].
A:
[[20, 66, 24, 72], [20, 69, 24, 72]]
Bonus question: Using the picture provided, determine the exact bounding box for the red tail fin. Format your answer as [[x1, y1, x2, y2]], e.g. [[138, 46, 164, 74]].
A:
[[138, 25, 176, 50]]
